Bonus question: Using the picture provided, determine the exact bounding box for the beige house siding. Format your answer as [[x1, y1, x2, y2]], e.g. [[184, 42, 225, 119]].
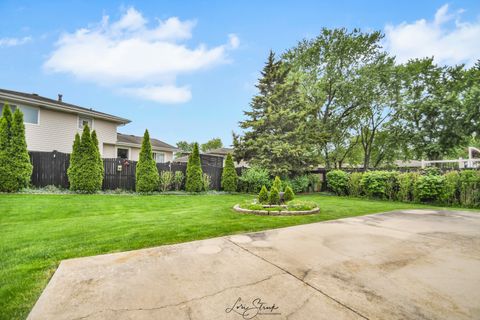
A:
[[102, 144, 116, 158], [126, 147, 174, 162], [24, 107, 118, 155]]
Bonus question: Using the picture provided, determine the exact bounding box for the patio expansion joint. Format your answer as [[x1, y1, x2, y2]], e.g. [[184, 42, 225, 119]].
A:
[[70, 272, 284, 320], [226, 238, 370, 320]]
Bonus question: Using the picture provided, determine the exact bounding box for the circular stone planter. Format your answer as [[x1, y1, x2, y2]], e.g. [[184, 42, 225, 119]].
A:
[[233, 204, 320, 216]]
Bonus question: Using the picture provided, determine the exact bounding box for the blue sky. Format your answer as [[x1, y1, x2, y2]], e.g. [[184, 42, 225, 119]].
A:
[[1, 1, 479, 147]]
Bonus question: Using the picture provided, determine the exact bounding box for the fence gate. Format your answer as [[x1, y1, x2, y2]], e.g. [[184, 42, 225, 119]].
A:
[[29, 151, 70, 188]]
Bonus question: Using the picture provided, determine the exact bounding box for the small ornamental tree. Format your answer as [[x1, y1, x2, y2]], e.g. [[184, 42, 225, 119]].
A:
[[258, 185, 269, 204], [0, 105, 16, 192], [284, 186, 295, 202], [221, 153, 238, 192], [185, 143, 203, 192], [91, 130, 104, 179], [67, 133, 81, 190], [269, 186, 280, 205], [10, 108, 33, 190], [68, 125, 103, 193], [272, 176, 282, 192], [136, 129, 159, 192]]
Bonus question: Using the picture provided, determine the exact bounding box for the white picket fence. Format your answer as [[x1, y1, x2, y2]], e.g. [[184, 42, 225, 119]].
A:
[[421, 147, 480, 169]]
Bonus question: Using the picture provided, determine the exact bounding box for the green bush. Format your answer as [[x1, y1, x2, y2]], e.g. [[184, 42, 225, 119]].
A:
[[68, 125, 104, 193], [289, 175, 310, 193], [185, 143, 203, 192], [173, 171, 184, 191], [307, 173, 321, 192], [268, 186, 280, 205], [287, 200, 317, 211], [284, 186, 295, 202], [136, 130, 160, 193], [458, 170, 480, 207], [326, 170, 349, 195], [414, 174, 445, 202], [258, 185, 269, 204], [272, 176, 282, 192], [221, 153, 238, 192], [159, 171, 173, 192], [348, 172, 363, 197], [202, 173, 211, 191], [360, 171, 398, 199], [397, 172, 419, 202], [440, 171, 460, 205], [0, 105, 33, 192], [238, 166, 271, 193]]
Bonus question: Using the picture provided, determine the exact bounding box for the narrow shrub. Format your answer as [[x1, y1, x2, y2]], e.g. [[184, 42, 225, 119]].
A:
[[90, 130, 104, 181], [0, 105, 16, 192], [68, 125, 103, 193], [440, 171, 460, 205], [159, 171, 174, 192], [185, 143, 203, 192], [258, 185, 269, 204], [348, 172, 363, 197], [272, 176, 282, 192], [284, 186, 295, 202], [136, 129, 160, 192], [202, 173, 211, 191], [397, 172, 419, 202], [414, 174, 445, 202], [238, 166, 271, 193], [173, 171, 184, 191], [326, 170, 349, 195], [458, 170, 480, 207], [268, 186, 280, 205], [221, 153, 238, 192]]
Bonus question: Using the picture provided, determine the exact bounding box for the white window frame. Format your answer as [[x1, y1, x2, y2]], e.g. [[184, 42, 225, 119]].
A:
[[116, 147, 130, 160], [0, 103, 40, 125], [78, 116, 94, 129], [153, 151, 166, 163]]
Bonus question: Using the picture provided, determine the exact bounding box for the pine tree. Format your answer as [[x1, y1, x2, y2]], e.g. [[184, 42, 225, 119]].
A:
[[68, 125, 103, 192], [284, 186, 295, 202], [233, 51, 314, 176], [272, 176, 282, 192], [268, 186, 280, 205], [136, 129, 159, 192], [67, 133, 81, 190], [185, 143, 203, 192], [221, 153, 238, 192], [91, 130, 104, 179], [10, 108, 33, 189], [0, 104, 16, 191], [258, 185, 269, 204]]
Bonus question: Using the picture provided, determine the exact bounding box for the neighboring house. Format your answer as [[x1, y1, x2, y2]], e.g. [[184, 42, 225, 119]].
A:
[[174, 147, 248, 167], [0, 88, 176, 162]]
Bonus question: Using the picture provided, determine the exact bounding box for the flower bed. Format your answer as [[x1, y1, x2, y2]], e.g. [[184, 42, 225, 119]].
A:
[[234, 200, 319, 216]]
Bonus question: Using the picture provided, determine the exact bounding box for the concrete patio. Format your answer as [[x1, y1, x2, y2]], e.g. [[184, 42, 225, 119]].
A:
[[28, 209, 480, 320]]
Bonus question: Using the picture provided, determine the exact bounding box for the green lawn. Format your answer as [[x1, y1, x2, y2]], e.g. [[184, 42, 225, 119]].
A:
[[0, 193, 467, 319]]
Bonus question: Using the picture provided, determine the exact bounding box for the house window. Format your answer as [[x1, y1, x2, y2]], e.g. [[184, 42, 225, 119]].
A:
[[0, 104, 39, 124], [117, 148, 129, 159], [78, 116, 93, 129], [153, 152, 165, 163]]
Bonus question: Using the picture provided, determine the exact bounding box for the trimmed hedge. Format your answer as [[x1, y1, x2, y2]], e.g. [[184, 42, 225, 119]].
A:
[[221, 153, 238, 192], [269, 186, 280, 205], [258, 185, 269, 204], [136, 130, 160, 193], [284, 186, 295, 202], [328, 169, 480, 208], [185, 143, 203, 192]]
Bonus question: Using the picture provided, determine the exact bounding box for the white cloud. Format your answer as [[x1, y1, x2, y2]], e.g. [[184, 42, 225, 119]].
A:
[[44, 7, 239, 104], [384, 4, 480, 66], [0, 36, 31, 47], [121, 85, 191, 104]]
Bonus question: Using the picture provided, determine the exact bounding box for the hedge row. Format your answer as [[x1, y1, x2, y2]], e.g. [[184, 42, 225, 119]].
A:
[[326, 169, 480, 208]]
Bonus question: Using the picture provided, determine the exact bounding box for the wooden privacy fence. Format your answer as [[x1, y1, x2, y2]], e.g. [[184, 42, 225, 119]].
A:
[[29, 151, 224, 191]]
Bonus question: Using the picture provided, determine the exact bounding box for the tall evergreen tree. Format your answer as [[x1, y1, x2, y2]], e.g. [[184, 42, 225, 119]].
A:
[[136, 129, 159, 192], [91, 130, 104, 178], [0, 105, 16, 191], [233, 51, 314, 177], [185, 143, 203, 192], [221, 153, 238, 192], [11, 108, 33, 189], [67, 133, 81, 190], [68, 125, 102, 192]]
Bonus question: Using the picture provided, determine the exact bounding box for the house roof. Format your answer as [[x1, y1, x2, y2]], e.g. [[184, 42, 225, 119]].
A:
[[117, 133, 177, 151], [205, 147, 233, 156], [0, 88, 131, 124]]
